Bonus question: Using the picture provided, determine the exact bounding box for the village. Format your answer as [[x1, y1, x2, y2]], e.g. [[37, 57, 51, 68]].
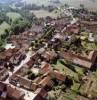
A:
[[0, 5, 97, 100]]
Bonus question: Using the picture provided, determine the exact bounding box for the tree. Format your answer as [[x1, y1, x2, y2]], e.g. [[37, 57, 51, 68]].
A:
[[28, 72, 36, 80], [0, 40, 3, 47], [70, 34, 77, 44], [11, 18, 31, 35], [0, 12, 9, 24], [19, 10, 37, 23], [94, 34, 97, 44], [64, 4, 69, 8], [80, 4, 84, 9]]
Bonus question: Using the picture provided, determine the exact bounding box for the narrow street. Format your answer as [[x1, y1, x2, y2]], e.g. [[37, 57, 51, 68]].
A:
[[4, 51, 33, 84], [4, 50, 37, 100]]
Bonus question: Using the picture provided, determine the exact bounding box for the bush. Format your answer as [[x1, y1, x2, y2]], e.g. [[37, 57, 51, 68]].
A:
[[28, 72, 36, 80], [27, 70, 32, 75]]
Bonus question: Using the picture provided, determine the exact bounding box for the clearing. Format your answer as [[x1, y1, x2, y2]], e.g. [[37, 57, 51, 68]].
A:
[[6, 12, 22, 21], [0, 21, 10, 35]]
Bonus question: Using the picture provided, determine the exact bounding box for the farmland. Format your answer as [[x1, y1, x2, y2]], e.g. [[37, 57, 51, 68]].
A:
[[6, 12, 22, 21]]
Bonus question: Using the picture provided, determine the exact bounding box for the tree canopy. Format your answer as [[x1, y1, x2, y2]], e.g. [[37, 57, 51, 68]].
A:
[[11, 18, 31, 35], [0, 12, 9, 24]]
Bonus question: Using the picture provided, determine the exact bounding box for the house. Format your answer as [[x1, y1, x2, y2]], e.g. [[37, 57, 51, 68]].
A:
[[0, 82, 8, 99], [0, 68, 9, 81], [10, 74, 38, 91], [30, 53, 41, 61], [8, 33, 32, 49], [49, 17, 70, 32], [39, 62, 53, 74], [31, 24, 44, 34], [7, 85, 25, 100], [34, 88, 48, 100], [88, 33, 95, 42], [0, 48, 19, 61], [9, 49, 26, 66], [33, 70, 66, 100], [81, 21, 97, 33], [53, 33, 63, 40], [60, 51, 92, 69], [0, 82, 25, 100], [88, 51, 97, 67], [85, 50, 97, 68], [14, 65, 29, 76], [38, 76, 52, 87], [76, 96, 89, 100], [10, 53, 41, 91], [80, 76, 97, 98], [66, 23, 80, 34], [27, 59, 34, 68], [22, 31, 36, 38], [41, 50, 57, 62], [9, 53, 26, 66], [81, 21, 97, 26], [50, 70, 66, 82], [69, 25, 80, 34], [37, 48, 45, 55]]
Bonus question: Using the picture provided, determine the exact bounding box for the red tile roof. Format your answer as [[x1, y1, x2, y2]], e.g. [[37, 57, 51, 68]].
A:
[[60, 51, 92, 69]]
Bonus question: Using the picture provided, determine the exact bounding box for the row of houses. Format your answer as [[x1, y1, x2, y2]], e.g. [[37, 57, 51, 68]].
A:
[[60, 50, 97, 69], [0, 81, 25, 100], [0, 9, 97, 99], [81, 20, 97, 33], [0, 48, 27, 81], [9, 51, 66, 100], [8, 31, 38, 50]]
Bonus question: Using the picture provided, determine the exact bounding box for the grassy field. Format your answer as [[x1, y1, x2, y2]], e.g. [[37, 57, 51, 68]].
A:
[[53, 60, 78, 80], [23, 0, 97, 11], [52, 59, 85, 82], [31, 10, 59, 18], [82, 41, 97, 51], [6, 12, 21, 21], [0, 21, 10, 35]]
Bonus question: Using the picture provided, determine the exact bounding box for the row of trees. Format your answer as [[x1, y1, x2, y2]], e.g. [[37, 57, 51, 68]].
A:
[[0, 7, 37, 48], [11, 18, 31, 35], [0, 12, 9, 24], [0, 29, 9, 47], [21, 3, 56, 12]]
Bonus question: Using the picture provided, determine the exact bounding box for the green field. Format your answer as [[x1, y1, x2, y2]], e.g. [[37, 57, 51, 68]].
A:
[[0, 21, 10, 35], [52, 60, 77, 79], [6, 12, 22, 21], [52, 60, 85, 81], [31, 10, 59, 18]]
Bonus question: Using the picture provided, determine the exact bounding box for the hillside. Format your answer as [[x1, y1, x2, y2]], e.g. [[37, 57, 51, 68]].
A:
[[6, 12, 22, 21], [0, 21, 10, 35]]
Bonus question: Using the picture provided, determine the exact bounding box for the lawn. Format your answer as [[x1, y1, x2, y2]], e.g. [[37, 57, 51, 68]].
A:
[[0, 21, 10, 35], [52, 59, 85, 82], [6, 12, 22, 21], [61, 89, 77, 100], [82, 41, 97, 50], [52, 60, 81, 81], [49, 89, 78, 100]]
